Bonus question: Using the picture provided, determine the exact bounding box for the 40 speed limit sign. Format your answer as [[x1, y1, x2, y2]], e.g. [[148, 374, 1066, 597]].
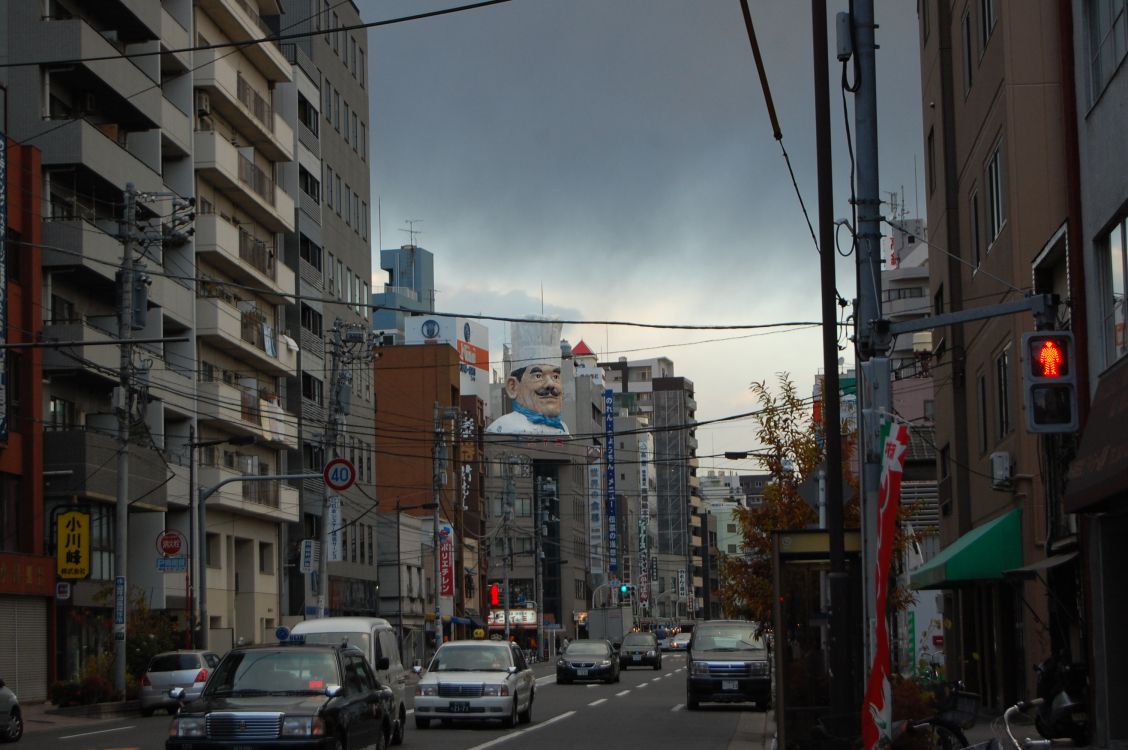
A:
[[323, 457, 357, 491]]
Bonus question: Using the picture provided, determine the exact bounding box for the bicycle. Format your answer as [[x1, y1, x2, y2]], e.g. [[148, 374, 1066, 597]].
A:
[[811, 711, 968, 749], [964, 698, 1077, 750]]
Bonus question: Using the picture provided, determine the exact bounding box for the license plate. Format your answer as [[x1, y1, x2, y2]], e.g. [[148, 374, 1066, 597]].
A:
[[577, 668, 589, 676], [722, 680, 739, 691], [448, 701, 470, 712], [632, 655, 641, 662]]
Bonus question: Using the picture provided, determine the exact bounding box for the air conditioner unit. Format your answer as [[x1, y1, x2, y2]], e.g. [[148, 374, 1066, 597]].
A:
[[990, 451, 1013, 490], [196, 91, 211, 117]]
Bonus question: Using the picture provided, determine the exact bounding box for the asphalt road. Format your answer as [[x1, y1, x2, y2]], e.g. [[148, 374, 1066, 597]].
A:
[[17, 653, 773, 750]]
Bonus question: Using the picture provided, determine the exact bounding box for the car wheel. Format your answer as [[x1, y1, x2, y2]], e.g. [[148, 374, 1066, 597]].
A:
[[653, 661, 661, 670], [415, 717, 430, 730], [375, 721, 389, 750], [686, 687, 700, 711], [501, 698, 517, 728], [391, 705, 406, 745], [2, 709, 22, 743], [614, 668, 621, 683], [518, 691, 533, 724], [166, 706, 178, 716], [140, 706, 155, 718]]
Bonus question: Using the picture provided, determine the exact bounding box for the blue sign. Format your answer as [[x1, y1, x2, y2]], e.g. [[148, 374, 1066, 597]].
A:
[[114, 575, 126, 625], [157, 555, 187, 573], [604, 389, 618, 574], [275, 625, 291, 642]]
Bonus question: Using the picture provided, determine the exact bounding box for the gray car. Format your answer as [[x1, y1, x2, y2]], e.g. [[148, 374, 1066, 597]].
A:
[[140, 650, 221, 716], [0, 678, 21, 742]]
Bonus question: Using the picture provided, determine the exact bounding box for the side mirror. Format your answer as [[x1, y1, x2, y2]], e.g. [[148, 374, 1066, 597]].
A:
[[377, 656, 390, 671], [168, 687, 186, 701], [324, 684, 343, 697], [507, 666, 518, 675], [412, 665, 423, 676]]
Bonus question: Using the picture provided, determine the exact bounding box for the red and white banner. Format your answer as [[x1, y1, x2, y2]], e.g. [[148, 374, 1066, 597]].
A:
[[862, 421, 911, 750]]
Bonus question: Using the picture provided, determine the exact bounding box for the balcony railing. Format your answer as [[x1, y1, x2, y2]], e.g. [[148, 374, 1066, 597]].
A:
[[236, 72, 274, 133], [240, 308, 279, 357], [238, 227, 276, 279], [238, 153, 276, 206], [243, 479, 280, 507], [233, 0, 274, 39]]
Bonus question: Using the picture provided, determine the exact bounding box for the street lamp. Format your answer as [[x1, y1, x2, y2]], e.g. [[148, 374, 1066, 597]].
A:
[[188, 430, 255, 649], [392, 500, 437, 656]]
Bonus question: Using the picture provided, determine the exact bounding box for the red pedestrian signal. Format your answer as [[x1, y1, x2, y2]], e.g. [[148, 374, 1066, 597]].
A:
[[489, 583, 500, 607], [1032, 337, 1067, 378], [1021, 331, 1078, 433]]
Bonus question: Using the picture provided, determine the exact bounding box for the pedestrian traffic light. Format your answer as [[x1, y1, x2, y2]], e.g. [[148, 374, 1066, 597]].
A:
[[1022, 331, 1078, 433], [489, 583, 500, 607], [619, 582, 629, 595]]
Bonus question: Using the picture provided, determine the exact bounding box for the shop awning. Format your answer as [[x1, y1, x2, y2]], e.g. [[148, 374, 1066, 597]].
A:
[[910, 508, 1023, 590], [1064, 355, 1128, 512], [1004, 551, 1077, 580]]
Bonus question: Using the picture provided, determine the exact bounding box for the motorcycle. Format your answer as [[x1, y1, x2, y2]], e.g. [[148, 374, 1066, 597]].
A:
[[1033, 657, 1089, 746]]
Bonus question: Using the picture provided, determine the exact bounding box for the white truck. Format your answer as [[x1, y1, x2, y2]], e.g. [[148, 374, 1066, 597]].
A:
[[586, 605, 633, 646]]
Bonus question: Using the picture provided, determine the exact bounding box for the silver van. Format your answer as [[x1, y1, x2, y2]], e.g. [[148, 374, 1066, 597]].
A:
[[290, 617, 408, 744]]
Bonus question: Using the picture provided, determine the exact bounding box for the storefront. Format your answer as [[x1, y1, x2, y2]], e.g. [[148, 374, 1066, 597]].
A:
[[0, 554, 55, 701]]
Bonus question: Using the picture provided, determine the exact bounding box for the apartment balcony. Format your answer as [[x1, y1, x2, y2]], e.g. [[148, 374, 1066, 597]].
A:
[[195, 380, 299, 450], [198, 464, 299, 523], [195, 0, 292, 82], [144, 357, 196, 417], [195, 214, 295, 304], [165, 463, 190, 509], [41, 218, 121, 285], [195, 49, 293, 162], [161, 94, 191, 158], [41, 321, 120, 381], [195, 130, 294, 233], [37, 119, 162, 195], [160, 7, 191, 72], [196, 296, 297, 376], [43, 429, 168, 508], [690, 513, 702, 529], [150, 272, 195, 329]]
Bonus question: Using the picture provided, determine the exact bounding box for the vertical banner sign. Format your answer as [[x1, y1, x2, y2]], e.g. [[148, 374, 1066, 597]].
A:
[[604, 390, 618, 575], [587, 462, 604, 580], [439, 521, 454, 597], [113, 575, 126, 639], [327, 496, 343, 562], [638, 441, 650, 605], [0, 134, 8, 439], [56, 510, 91, 579], [677, 568, 687, 600], [861, 422, 911, 750]]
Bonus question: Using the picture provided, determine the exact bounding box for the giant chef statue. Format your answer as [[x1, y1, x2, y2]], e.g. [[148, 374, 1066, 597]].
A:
[[485, 319, 570, 436]]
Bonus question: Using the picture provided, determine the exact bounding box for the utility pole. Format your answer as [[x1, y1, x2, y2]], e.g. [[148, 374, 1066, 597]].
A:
[[112, 183, 138, 698], [534, 477, 544, 660], [502, 456, 518, 643]]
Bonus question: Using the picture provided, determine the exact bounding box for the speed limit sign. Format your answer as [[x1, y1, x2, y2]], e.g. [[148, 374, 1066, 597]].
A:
[[323, 457, 356, 491]]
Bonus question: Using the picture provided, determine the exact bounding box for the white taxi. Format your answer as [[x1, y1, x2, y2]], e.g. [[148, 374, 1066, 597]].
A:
[[412, 641, 535, 729]]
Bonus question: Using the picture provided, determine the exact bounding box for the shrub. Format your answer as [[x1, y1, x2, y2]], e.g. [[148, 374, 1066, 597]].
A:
[[49, 680, 82, 707], [79, 675, 114, 705]]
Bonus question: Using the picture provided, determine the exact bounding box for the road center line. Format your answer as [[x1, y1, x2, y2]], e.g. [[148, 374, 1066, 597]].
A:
[[588, 698, 607, 706], [615, 690, 630, 697], [465, 710, 577, 750], [671, 703, 684, 712], [60, 726, 136, 740], [637, 683, 648, 688]]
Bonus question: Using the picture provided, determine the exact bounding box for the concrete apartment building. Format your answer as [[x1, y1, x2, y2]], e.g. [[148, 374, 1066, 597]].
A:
[[275, 0, 377, 622], [915, 0, 1078, 711]]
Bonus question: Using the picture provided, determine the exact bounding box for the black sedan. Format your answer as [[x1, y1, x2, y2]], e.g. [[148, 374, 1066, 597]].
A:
[[556, 640, 620, 684], [619, 632, 662, 670], [166, 642, 393, 750]]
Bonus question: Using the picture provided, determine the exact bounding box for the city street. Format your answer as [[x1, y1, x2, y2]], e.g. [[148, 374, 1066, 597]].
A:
[[17, 654, 772, 750]]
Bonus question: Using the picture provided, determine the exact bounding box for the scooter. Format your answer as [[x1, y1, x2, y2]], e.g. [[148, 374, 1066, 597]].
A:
[[1033, 657, 1089, 746]]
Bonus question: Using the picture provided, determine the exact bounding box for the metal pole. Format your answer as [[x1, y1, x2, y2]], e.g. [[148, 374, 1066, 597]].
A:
[[503, 457, 515, 643], [812, 0, 850, 714], [317, 322, 344, 618], [396, 501, 403, 651], [113, 183, 137, 697], [535, 478, 544, 660], [189, 423, 198, 648]]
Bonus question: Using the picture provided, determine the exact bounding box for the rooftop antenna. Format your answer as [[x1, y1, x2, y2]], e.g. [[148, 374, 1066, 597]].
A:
[[400, 219, 423, 247], [540, 281, 544, 315]]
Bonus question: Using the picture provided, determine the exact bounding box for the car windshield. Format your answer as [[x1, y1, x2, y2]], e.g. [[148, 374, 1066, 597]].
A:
[[148, 654, 200, 672], [430, 645, 511, 672], [622, 634, 655, 647], [673, 634, 692, 643], [565, 642, 611, 657], [206, 650, 339, 695], [296, 631, 371, 655], [693, 626, 765, 652]]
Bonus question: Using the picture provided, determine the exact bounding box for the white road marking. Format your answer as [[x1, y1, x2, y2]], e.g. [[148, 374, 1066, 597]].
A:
[[465, 710, 577, 750], [671, 703, 684, 712], [59, 726, 136, 740], [588, 698, 607, 706], [637, 683, 648, 689], [535, 675, 555, 685], [664, 672, 674, 677], [651, 677, 664, 682], [406, 709, 414, 715], [615, 690, 630, 697], [587, 683, 599, 688]]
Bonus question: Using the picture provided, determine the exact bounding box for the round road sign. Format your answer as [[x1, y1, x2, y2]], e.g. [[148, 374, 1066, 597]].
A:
[[324, 457, 357, 491], [157, 529, 185, 557]]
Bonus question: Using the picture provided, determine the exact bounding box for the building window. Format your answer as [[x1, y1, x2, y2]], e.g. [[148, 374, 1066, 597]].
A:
[[332, 12, 339, 52], [48, 397, 76, 430], [939, 444, 950, 481], [326, 252, 335, 293], [360, 200, 368, 239], [259, 542, 274, 574], [343, 184, 351, 226], [302, 371, 324, 406], [323, 80, 332, 121], [927, 127, 936, 195], [325, 166, 333, 207], [359, 121, 366, 161], [343, 103, 350, 143], [299, 234, 322, 271], [1089, 0, 1128, 100], [297, 94, 319, 135], [333, 90, 340, 131], [1101, 215, 1128, 362], [996, 346, 1013, 437], [963, 9, 974, 93], [206, 532, 221, 568], [335, 176, 342, 215], [980, 0, 997, 48], [977, 372, 989, 453], [922, 0, 931, 42], [986, 144, 1005, 241], [300, 304, 323, 337], [298, 165, 320, 203], [351, 37, 358, 76], [969, 189, 981, 267]]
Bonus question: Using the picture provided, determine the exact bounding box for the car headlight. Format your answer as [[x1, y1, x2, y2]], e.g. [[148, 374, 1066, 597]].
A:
[[749, 661, 769, 675], [690, 662, 710, 675], [482, 683, 510, 696], [415, 684, 437, 696], [169, 717, 206, 738], [281, 716, 325, 737], [647, 650, 656, 657], [598, 660, 612, 667], [556, 659, 565, 667]]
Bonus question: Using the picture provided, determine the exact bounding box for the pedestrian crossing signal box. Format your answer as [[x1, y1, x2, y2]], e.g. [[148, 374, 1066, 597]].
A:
[[1022, 331, 1078, 434]]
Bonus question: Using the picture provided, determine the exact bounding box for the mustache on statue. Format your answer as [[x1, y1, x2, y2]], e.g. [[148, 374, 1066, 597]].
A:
[[535, 386, 561, 397]]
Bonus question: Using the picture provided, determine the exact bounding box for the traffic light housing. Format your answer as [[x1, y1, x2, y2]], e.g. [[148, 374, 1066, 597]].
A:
[[619, 582, 629, 595], [488, 583, 500, 607], [1022, 331, 1078, 433]]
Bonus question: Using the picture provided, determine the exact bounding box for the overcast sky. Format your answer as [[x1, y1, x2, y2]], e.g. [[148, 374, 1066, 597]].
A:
[[363, 0, 925, 472]]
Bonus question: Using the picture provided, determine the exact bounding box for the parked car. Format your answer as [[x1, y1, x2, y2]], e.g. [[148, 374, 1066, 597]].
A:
[[686, 620, 771, 710], [290, 617, 408, 745], [556, 639, 620, 684], [619, 632, 662, 670], [0, 678, 21, 743], [412, 640, 535, 729], [166, 642, 393, 750], [140, 650, 221, 716], [669, 633, 692, 652]]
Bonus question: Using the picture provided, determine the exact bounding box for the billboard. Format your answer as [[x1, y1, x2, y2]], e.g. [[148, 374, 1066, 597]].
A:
[[604, 389, 618, 574], [485, 318, 568, 436], [405, 315, 490, 404]]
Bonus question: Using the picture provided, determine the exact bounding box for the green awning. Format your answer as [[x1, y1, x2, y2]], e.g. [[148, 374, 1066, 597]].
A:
[[910, 508, 1023, 590]]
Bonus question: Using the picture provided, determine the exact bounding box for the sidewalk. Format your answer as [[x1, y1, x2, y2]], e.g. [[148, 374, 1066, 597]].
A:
[[18, 700, 138, 734]]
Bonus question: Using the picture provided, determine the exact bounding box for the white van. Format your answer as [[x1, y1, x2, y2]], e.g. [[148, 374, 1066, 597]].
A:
[[290, 617, 408, 744]]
